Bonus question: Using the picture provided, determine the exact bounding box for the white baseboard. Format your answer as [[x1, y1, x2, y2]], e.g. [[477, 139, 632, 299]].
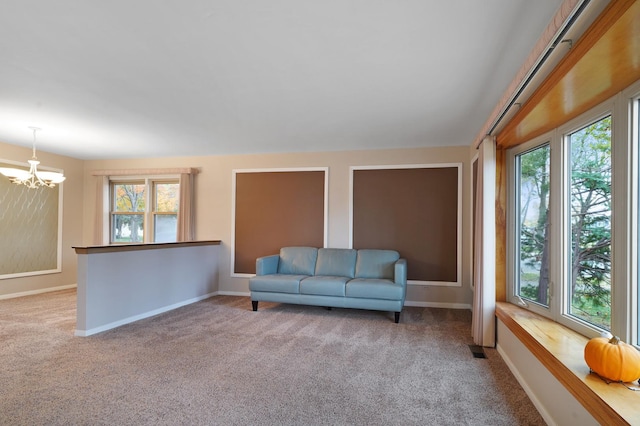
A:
[[217, 291, 251, 297], [214, 292, 471, 310], [404, 300, 472, 310], [0, 284, 77, 300], [1, 286, 471, 312], [74, 291, 217, 337]]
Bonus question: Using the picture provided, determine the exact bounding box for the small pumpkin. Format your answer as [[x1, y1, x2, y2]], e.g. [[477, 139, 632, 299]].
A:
[[584, 336, 640, 383]]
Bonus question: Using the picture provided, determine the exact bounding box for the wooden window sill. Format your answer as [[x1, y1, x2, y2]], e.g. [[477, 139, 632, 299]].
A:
[[496, 302, 640, 425]]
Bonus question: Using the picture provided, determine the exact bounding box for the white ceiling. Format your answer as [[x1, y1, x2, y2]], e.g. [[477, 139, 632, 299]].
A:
[[0, 1, 564, 160]]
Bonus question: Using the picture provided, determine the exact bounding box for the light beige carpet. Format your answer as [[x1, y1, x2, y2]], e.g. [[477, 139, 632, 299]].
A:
[[0, 289, 544, 425]]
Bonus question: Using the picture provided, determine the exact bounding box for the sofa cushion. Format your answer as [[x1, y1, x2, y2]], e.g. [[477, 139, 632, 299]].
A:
[[315, 248, 357, 278], [249, 274, 307, 294], [355, 249, 400, 279], [278, 247, 318, 275], [300, 276, 348, 297], [346, 278, 403, 300]]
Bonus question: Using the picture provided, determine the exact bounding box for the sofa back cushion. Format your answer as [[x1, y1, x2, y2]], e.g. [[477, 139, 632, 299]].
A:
[[315, 248, 357, 278], [278, 247, 318, 275], [355, 249, 400, 279]]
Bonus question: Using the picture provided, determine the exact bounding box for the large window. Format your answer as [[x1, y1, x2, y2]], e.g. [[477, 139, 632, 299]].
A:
[[508, 84, 640, 345], [110, 179, 179, 244]]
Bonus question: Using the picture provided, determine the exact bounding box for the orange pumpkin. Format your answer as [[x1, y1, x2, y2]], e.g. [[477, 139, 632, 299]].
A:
[[584, 336, 640, 383]]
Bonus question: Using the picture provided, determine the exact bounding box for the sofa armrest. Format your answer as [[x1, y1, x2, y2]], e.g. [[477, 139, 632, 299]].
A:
[[256, 255, 280, 276], [394, 258, 407, 286]]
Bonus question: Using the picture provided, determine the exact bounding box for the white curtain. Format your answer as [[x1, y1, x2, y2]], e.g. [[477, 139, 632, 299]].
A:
[[176, 172, 195, 242], [93, 176, 109, 245], [472, 136, 496, 347]]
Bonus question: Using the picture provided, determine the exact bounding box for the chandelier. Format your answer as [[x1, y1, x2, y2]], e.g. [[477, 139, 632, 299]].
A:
[[0, 127, 66, 189]]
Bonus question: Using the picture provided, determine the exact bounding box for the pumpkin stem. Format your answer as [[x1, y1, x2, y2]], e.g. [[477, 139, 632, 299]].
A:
[[609, 336, 620, 345]]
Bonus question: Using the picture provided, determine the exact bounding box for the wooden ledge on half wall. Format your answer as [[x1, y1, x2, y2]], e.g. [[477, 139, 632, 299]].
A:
[[496, 302, 640, 425], [73, 240, 221, 255]]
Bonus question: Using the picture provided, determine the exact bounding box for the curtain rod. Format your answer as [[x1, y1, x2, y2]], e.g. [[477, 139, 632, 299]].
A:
[[91, 167, 199, 176], [473, 0, 591, 149]]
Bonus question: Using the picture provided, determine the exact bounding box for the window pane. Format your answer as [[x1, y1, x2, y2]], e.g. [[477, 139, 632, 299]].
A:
[[112, 214, 144, 243], [155, 183, 178, 212], [114, 184, 145, 212], [154, 214, 177, 243], [568, 116, 612, 330], [516, 144, 550, 307]]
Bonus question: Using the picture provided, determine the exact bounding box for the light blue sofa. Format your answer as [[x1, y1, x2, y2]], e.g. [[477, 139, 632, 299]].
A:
[[249, 247, 407, 323]]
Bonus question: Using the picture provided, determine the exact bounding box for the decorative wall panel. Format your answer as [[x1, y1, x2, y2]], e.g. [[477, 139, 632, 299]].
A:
[[352, 164, 461, 285], [0, 161, 61, 278], [233, 169, 326, 275]]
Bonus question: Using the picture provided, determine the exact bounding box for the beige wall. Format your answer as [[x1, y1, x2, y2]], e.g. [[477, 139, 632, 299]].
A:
[[0, 140, 84, 297], [0, 140, 473, 307], [84, 145, 473, 307]]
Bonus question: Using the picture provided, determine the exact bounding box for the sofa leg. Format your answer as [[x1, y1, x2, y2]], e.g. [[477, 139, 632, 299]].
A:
[[252, 301, 258, 312], [394, 312, 400, 323]]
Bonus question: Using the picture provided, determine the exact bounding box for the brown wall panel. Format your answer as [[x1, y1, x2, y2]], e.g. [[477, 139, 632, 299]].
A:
[[353, 166, 459, 283], [234, 170, 325, 274]]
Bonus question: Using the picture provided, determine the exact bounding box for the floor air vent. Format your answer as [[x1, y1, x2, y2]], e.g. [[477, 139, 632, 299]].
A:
[[468, 344, 487, 359]]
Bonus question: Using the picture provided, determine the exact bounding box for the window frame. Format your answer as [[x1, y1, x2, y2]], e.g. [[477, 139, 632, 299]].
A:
[[556, 104, 615, 337], [110, 180, 146, 244], [507, 88, 640, 343], [109, 175, 180, 244], [624, 80, 640, 346], [151, 180, 180, 243], [507, 132, 554, 319]]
